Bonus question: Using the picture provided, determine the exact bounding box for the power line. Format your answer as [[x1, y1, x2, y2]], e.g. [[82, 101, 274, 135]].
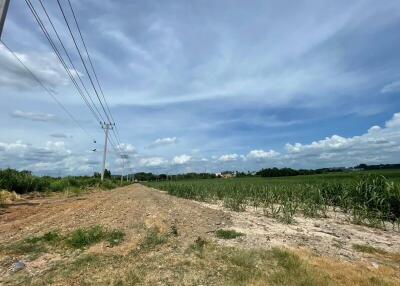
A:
[[66, 0, 123, 147], [56, 0, 113, 125], [28, 0, 127, 159], [37, 0, 107, 125], [25, 0, 105, 124], [0, 39, 95, 142]]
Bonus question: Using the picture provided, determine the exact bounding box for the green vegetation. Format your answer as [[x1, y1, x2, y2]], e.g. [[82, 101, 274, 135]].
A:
[[146, 171, 400, 228], [0, 168, 130, 194], [1, 226, 125, 258], [215, 229, 245, 239], [67, 225, 125, 248], [139, 227, 169, 250]]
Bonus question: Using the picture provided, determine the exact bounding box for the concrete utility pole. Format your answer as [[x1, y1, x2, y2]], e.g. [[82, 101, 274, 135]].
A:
[[120, 154, 129, 184], [0, 0, 10, 38], [101, 123, 113, 181]]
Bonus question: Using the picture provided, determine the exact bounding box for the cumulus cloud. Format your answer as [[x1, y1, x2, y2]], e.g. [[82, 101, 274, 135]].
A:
[[0, 140, 73, 172], [11, 110, 56, 122], [149, 137, 178, 148], [116, 143, 137, 154], [218, 153, 239, 162], [139, 157, 168, 167], [172, 154, 191, 165], [284, 112, 400, 167]]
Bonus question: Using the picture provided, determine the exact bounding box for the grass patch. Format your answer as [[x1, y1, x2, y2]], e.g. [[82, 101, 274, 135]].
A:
[[67, 225, 125, 248], [1, 226, 125, 259], [269, 248, 331, 286], [139, 227, 168, 250], [0, 231, 63, 259], [352, 244, 387, 255], [215, 229, 244, 239]]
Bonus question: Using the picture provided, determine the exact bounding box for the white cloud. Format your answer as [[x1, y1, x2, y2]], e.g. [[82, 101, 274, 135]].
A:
[[284, 112, 400, 166], [11, 110, 56, 122], [0, 45, 70, 89], [150, 137, 178, 147], [116, 143, 137, 154], [218, 153, 239, 162], [381, 80, 400, 93], [172, 154, 191, 165], [0, 140, 74, 173], [246, 149, 280, 161], [139, 157, 168, 167]]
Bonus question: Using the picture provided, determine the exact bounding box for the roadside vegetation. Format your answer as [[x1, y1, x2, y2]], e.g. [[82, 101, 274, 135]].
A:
[[146, 171, 400, 229], [2, 233, 394, 285], [0, 225, 125, 260], [0, 168, 130, 196]]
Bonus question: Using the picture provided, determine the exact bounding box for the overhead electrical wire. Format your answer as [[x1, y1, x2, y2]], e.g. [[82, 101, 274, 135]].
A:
[[0, 39, 95, 142], [37, 0, 107, 125], [66, 0, 124, 147], [25, 0, 105, 125], [21, 0, 126, 170], [56, 0, 113, 125], [31, 0, 124, 158]]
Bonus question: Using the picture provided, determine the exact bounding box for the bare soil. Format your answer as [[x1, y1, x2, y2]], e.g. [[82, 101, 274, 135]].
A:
[[199, 201, 400, 261], [0, 184, 399, 285]]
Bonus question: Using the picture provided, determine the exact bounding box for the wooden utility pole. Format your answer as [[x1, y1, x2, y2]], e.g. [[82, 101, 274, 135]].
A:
[[0, 0, 10, 38]]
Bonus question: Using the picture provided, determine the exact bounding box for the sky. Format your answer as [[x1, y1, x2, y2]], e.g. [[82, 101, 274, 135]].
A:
[[1, 0, 400, 176]]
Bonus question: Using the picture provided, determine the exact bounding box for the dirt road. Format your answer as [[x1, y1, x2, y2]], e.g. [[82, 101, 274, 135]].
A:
[[0, 184, 229, 245], [1, 184, 399, 285]]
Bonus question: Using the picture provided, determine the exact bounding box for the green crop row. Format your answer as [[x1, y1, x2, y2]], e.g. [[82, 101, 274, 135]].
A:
[[146, 172, 400, 229]]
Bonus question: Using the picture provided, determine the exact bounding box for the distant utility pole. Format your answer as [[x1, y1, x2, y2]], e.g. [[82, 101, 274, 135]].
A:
[[120, 154, 129, 184], [0, 0, 10, 38], [101, 123, 113, 181]]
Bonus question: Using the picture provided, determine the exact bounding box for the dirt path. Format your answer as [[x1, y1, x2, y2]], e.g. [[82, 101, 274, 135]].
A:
[[0, 184, 229, 245]]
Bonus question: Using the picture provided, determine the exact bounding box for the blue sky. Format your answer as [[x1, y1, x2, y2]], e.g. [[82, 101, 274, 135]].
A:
[[1, 0, 400, 175]]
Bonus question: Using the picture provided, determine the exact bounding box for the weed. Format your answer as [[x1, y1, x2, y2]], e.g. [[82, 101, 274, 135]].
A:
[[67, 225, 125, 248], [68, 225, 105, 248], [140, 228, 168, 250], [215, 229, 244, 240]]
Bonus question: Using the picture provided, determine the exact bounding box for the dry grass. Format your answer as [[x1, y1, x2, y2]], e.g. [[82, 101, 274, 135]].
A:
[[0, 190, 20, 206], [295, 248, 400, 286]]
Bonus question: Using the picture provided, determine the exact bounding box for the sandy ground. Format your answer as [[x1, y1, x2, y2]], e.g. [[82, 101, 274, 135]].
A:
[[199, 201, 400, 261], [1, 184, 399, 285]]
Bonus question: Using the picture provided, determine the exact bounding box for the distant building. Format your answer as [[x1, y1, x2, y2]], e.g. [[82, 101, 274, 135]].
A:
[[219, 171, 237, 179]]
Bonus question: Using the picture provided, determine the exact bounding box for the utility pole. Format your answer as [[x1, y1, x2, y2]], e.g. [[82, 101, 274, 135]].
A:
[[0, 0, 10, 38], [101, 123, 113, 181], [120, 154, 128, 184]]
